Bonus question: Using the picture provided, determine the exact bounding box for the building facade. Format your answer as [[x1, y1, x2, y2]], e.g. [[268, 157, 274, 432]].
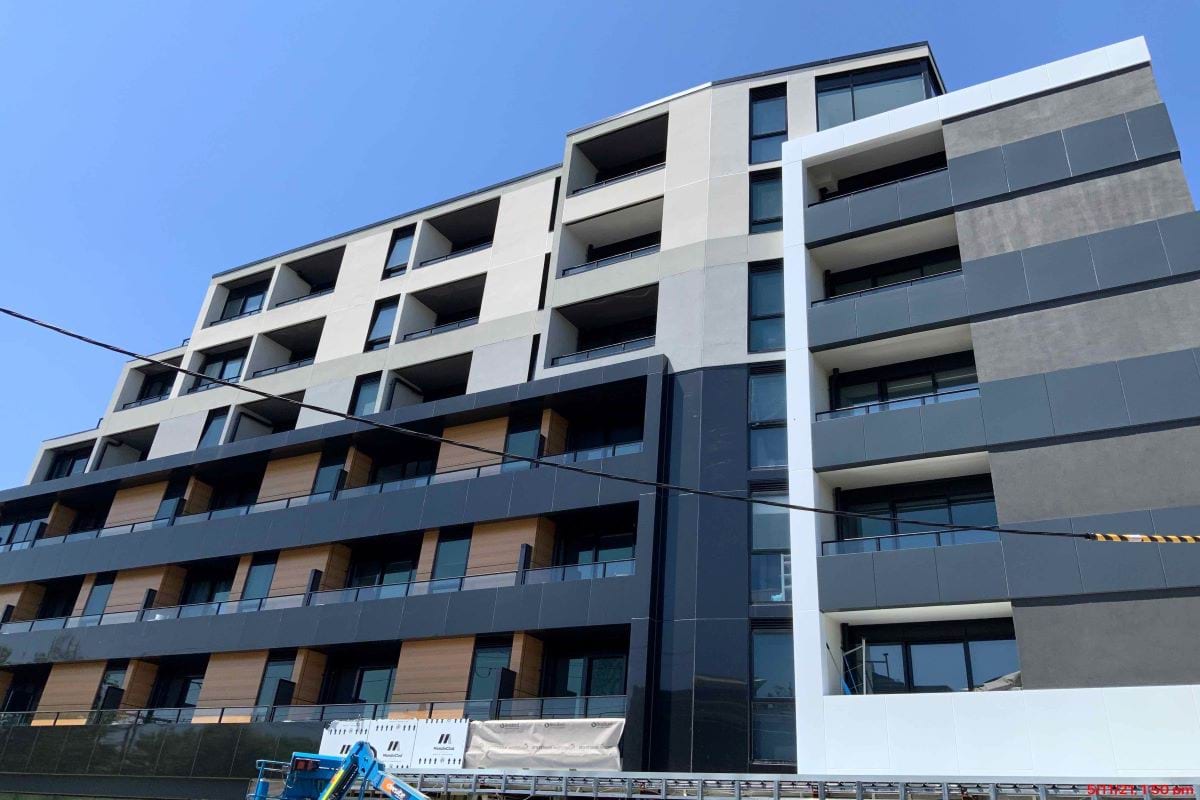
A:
[[0, 36, 1196, 798]]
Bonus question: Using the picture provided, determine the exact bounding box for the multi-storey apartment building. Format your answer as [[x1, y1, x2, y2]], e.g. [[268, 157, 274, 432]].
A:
[[0, 35, 1196, 798]]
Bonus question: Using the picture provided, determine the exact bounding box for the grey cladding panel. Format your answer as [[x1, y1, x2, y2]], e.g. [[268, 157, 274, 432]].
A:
[[1074, 540, 1166, 594], [979, 374, 1054, 444], [1044, 362, 1129, 436], [1087, 220, 1171, 289], [948, 147, 1009, 205], [1020, 235, 1098, 303], [816, 553, 877, 611], [999, 532, 1083, 598], [1001, 131, 1070, 192], [1159, 212, 1200, 274], [853, 286, 910, 339], [872, 547, 941, 607], [1117, 350, 1200, 426], [919, 396, 985, 454], [962, 251, 1028, 314], [862, 406, 924, 462], [898, 170, 953, 218], [811, 416, 866, 469], [1061, 114, 1137, 175], [1126, 103, 1180, 159], [805, 197, 850, 242], [848, 184, 900, 232], [933, 542, 1008, 604], [807, 298, 858, 348], [907, 272, 968, 327]]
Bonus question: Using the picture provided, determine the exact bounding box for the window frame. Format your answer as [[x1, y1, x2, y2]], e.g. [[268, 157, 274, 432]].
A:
[[382, 227, 415, 279], [748, 366, 787, 469], [749, 83, 788, 165], [816, 59, 939, 131], [749, 169, 783, 234], [47, 447, 91, 480], [749, 487, 790, 603], [830, 350, 977, 412], [364, 297, 399, 351], [749, 626, 796, 764], [836, 474, 995, 542], [349, 373, 383, 417], [847, 618, 1018, 695], [748, 260, 784, 353], [218, 279, 270, 322]]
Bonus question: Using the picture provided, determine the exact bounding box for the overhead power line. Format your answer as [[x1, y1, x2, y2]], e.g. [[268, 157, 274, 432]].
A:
[[0, 305, 1185, 544]]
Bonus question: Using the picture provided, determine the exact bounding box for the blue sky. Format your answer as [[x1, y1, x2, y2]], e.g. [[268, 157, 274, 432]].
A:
[[0, 1, 1196, 487]]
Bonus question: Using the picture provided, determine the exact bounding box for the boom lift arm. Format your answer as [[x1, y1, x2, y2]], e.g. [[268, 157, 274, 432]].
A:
[[251, 740, 429, 800]]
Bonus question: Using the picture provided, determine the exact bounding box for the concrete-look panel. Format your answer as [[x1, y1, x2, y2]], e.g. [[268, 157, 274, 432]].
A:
[[146, 410, 209, 460], [943, 66, 1161, 157], [991, 426, 1200, 522], [955, 160, 1193, 261], [972, 277, 1200, 381], [464, 337, 534, 393], [560, 168, 665, 226]]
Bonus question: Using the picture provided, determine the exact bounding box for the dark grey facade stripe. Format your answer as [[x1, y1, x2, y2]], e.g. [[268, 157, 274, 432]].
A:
[[808, 210, 1200, 350], [4, 356, 667, 507], [0, 573, 646, 668], [803, 103, 1179, 245], [811, 346, 1200, 470]]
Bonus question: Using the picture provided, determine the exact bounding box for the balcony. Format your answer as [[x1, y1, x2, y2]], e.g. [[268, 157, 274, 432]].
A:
[[397, 274, 485, 342], [569, 162, 664, 197], [246, 318, 323, 379], [822, 527, 999, 555], [414, 198, 498, 268], [564, 115, 667, 220], [118, 362, 178, 410], [206, 272, 271, 327], [419, 240, 491, 267], [558, 198, 662, 278], [548, 285, 658, 367], [251, 356, 314, 378], [562, 243, 659, 278], [271, 246, 342, 308], [550, 336, 654, 367], [274, 287, 332, 308], [816, 386, 979, 421]]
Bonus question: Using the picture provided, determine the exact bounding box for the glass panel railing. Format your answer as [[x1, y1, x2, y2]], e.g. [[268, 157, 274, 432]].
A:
[[251, 357, 315, 379], [418, 241, 492, 268], [807, 166, 948, 207], [811, 269, 963, 306], [816, 386, 979, 420], [401, 317, 479, 341], [273, 287, 334, 308], [568, 162, 665, 196], [562, 244, 660, 277], [550, 336, 655, 367], [822, 528, 1000, 555]]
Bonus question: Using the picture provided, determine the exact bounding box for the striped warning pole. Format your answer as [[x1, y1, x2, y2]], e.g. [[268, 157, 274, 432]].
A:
[[1087, 533, 1200, 543]]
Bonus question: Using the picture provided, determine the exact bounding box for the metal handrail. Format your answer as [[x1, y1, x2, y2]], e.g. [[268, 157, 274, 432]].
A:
[[418, 241, 492, 267], [811, 268, 963, 306], [208, 308, 262, 326], [0, 559, 637, 634], [251, 357, 315, 378], [274, 287, 334, 308], [808, 166, 948, 207], [815, 386, 979, 420], [187, 376, 241, 394], [550, 336, 655, 366], [568, 162, 665, 196], [0, 695, 628, 728], [822, 527, 1000, 555], [121, 393, 170, 410], [562, 244, 660, 277], [401, 316, 479, 341]]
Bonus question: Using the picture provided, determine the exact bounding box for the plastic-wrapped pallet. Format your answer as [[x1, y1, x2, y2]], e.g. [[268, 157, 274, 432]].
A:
[[464, 719, 624, 769]]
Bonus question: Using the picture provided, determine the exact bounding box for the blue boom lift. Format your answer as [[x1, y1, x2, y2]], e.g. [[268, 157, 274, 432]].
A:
[[249, 740, 429, 800]]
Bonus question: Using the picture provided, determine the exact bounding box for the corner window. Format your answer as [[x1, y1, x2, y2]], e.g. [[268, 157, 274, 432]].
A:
[[828, 351, 977, 417], [218, 279, 270, 322], [836, 475, 997, 549], [749, 368, 787, 468], [750, 491, 790, 602], [749, 170, 782, 233], [197, 408, 229, 449], [467, 639, 513, 701], [383, 227, 415, 279], [816, 60, 938, 131], [364, 297, 399, 351], [751, 629, 795, 763], [47, 447, 91, 480], [749, 84, 787, 164], [349, 374, 382, 417], [749, 261, 784, 352], [845, 619, 1018, 694]]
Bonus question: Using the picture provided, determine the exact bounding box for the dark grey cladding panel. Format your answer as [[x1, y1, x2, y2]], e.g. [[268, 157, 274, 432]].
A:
[[537, 578, 592, 628], [918, 395, 985, 454], [1044, 362, 1130, 436], [871, 547, 940, 607], [852, 285, 910, 338], [1149, 504, 1200, 535], [934, 542, 1008, 603], [1000, 131, 1070, 192], [948, 146, 1009, 205], [999, 532, 1084, 598], [1067, 509, 1155, 535], [897, 169, 952, 218], [805, 196, 850, 242], [1075, 540, 1167, 594], [1061, 114, 1137, 175], [848, 183, 901, 232], [1160, 212, 1200, 274], [811, 415, 866, 469], [1021, 236, 1098, 303], [962, 251, 1029, 314], [587, 576, 644, 625], [1126, 103, 1179, 159], [444, 588, 500, 635], [817, 552, 877, 610], [1117, 350, 1200, 425], [417, 480, 470, 527], [906, 272, 967, 327], [862, 406, 924, 462], [1088, 220, 1171, 289]]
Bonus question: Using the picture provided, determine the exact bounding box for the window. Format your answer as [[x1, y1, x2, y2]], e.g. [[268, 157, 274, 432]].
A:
[[194, 348, 247, 390], [312, 447, 347, 495], [830, 352, 977, 416], [180, 565, 235, 605], [349, 374, 382, 416], [354, 666, 394, 705], [467, 640, 513, 701], [218, 279, 270, 322], [93, 661, 128, 710], [546, 653, 627, 697], [848, 619, 1018, 694], [837, 476, 998, 548], [816, 60, 938, 131], [257, 651, 296, 706], [347, 552, 415, 589], [558, 531, 635, 566], [241, 553, 277, 601], [749, 170, 782, 233], [47, 447, 91, 480], [501, 411, 542, 471], [432, 527, 471, 581], [81, 572, 115, 617], [826, 247, 961, 299], [749, 261, 784, 352], [749, 369, 787, 468], [750, 84, 787, 164], [136, 372, 174, 402], [383, 227, 415, 279], [751, 629, 795, 763], [197, 408, 229, 449], [750, 491, 790, 603], [364, 297, 399, 351]]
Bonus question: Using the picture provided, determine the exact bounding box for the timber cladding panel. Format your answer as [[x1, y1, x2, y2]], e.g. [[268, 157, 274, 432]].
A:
[[120, 660, 158, 709], [36, 661, 107, 714], [105, 566, 186, 613], [467, 517, 555, 575], [0, 584, 45, 622], [196, 650, 269, 710], [510, 633, 544, 698], [182, 476, 214, 515], [414, 531, 440, 582], [268, 544, 350, 597], [436, 417, 508, 471], [257, 453, 321, 502], [344, 446, 373, 489], [540, 409, 569, 457], [70, 574, 97, 616], [392, 637, 475, 702], [228, 555, 254, 602], [104, 481, 168, 527], [291, 649, 327, 705], [44, 502, 78, 537]]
